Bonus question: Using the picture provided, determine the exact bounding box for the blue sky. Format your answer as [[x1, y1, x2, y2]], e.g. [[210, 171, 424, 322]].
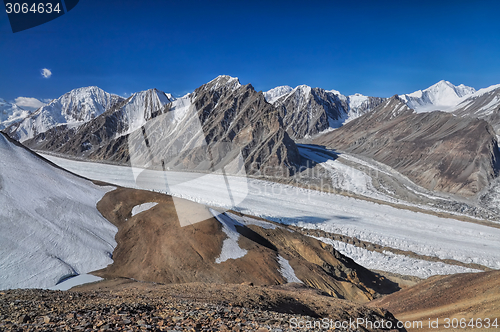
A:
[[1, 0, 500, 101]]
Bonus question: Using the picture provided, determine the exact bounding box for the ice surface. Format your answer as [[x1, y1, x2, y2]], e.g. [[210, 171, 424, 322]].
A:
[[41, 154, 500, 275], [49, 274, 103, 291], [225, 211, 278, 229], [316, 237, 481, 278], [0, 135, 117, 289]]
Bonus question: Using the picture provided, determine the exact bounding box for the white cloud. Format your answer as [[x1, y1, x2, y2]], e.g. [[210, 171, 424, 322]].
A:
[[14, 97, 46, 110], [41, 68, 52, 78]]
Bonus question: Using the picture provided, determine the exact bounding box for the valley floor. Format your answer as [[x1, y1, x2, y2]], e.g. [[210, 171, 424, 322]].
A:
[[40, 153, 500, 279]]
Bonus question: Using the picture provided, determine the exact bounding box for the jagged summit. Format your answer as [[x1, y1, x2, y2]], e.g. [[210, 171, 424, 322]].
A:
[[400, 80, 476, 112], [203, 75, 242, 93], [264, 84, 385, 139]]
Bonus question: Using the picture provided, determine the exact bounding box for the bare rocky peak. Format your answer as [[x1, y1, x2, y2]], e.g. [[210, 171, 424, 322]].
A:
[[314, 95, 500, 197], [270, 85, 349, 140], [265, 85, 384, 140]]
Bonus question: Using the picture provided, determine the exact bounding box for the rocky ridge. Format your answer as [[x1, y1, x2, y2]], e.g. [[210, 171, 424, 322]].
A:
[[265, 85, 384, 140], [313, 96, 500, 197]]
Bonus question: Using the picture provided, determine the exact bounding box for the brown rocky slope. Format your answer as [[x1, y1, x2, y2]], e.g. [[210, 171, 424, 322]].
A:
[[313, 96, 500, 197], [369, 270, 500, 331], [93, 187, 399, 303]]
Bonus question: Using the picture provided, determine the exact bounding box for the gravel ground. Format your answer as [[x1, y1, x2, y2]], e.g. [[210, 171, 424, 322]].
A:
[[0, 280, 404, 332]]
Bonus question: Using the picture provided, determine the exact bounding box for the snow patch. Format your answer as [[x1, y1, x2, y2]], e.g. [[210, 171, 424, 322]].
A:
[[277, 255, 302, 283], [210, 209, 248, 264], [49, 274, 103, 291], [131, 202, 158, 217]]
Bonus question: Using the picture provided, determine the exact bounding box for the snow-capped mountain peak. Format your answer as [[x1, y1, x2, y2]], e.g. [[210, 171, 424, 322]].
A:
[[206, 75, 242, 92], [400, 80, 476, 112], [6, 86, 125, 142], [263, 85, 293, 104], [0, 99, 31, 130], [117, 88, 173, 136]]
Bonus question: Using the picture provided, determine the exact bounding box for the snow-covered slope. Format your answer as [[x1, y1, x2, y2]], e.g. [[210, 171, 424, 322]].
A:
[[400, 80, 476, 112], [0, 133, 117, 289], [263, 85, 293, 104], [0, 99, 31, 130], [5, 86, 124, 142], [452, 84, 500, 135], [113, 88, 173, 137]]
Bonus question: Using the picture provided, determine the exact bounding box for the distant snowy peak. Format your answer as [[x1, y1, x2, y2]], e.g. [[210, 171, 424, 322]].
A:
[[116, 88, 173, 136], [400, 80, 476, 112], [264, 84, 384, 139], [6, 86, 125, 142], [0, 99, 30, 130], [263, 85, 293, 104], [345, 94, 386, 122], [452, 85, 500, 134]]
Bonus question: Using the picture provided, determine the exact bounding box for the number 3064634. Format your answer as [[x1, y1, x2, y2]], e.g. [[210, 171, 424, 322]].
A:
[[5, 2, 61, 14]]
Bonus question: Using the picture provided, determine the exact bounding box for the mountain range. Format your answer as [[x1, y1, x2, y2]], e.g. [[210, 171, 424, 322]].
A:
[[313, 96, 500, 197], [3, 76, 500, 196]]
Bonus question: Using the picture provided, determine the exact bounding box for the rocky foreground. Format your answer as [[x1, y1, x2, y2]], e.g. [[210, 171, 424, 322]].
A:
[[0, 279, 404, 332]]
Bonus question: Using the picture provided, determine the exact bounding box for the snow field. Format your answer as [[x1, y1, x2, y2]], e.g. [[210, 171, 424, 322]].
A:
[[0, 135, 117, 289]]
